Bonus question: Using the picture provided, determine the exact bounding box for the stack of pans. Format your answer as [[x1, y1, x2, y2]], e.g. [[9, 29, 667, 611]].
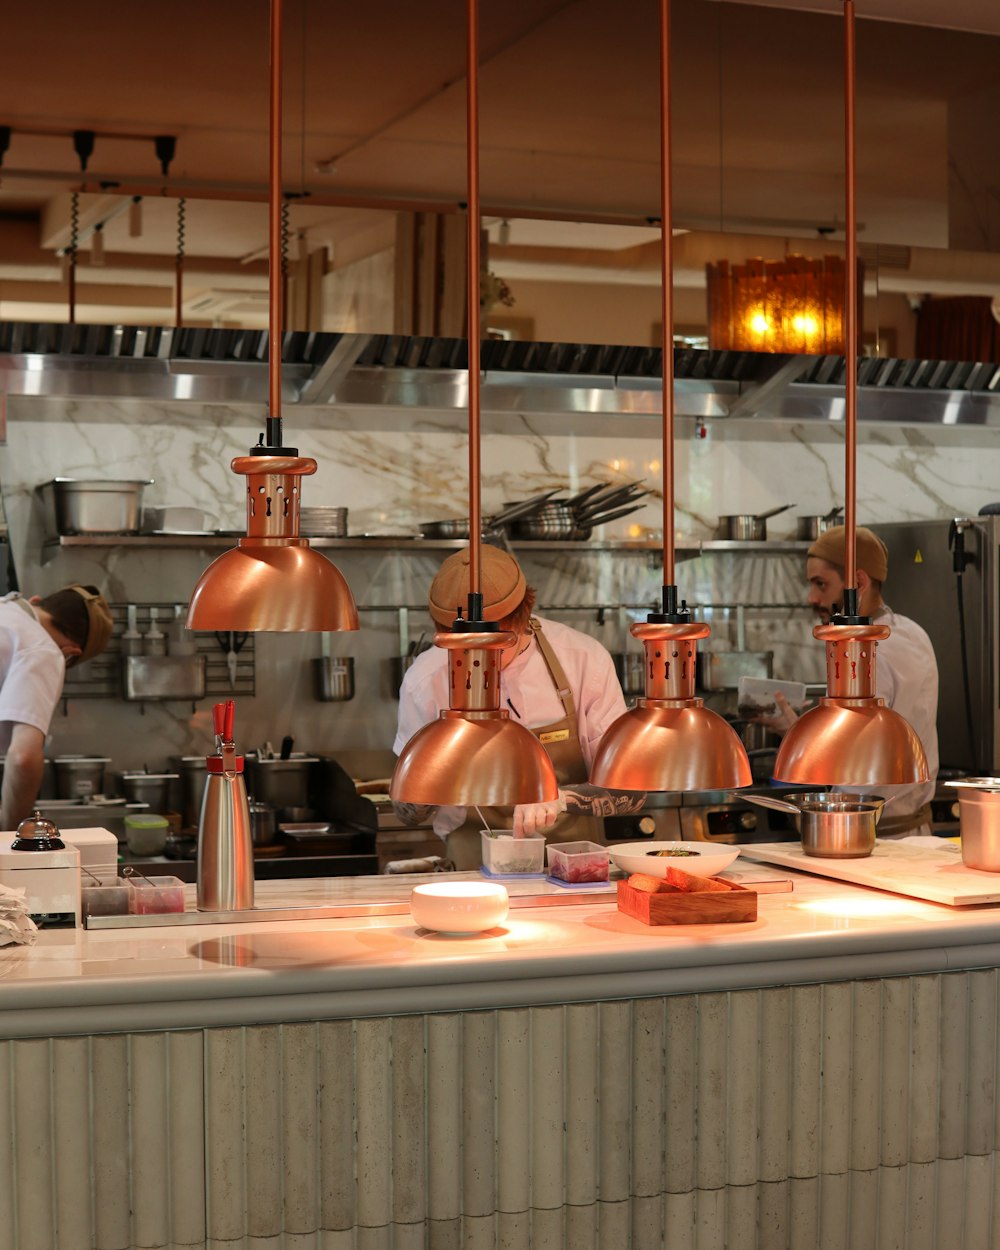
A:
[[300, 506, 348, 537]]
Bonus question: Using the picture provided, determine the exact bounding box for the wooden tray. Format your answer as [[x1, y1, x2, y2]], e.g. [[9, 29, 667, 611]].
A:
[[617, 876, 757, 926]]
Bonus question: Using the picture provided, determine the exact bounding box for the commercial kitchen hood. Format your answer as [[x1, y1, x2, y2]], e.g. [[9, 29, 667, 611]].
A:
[[1, 320, 1000, 428]]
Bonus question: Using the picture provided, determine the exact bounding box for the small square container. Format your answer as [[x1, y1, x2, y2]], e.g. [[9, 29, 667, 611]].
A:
[[128, 874, 186, 915], [737, 676, 807, 719], [81, 881, 131, 918], [547, 841, 610, 884], [480, 831, 546, 876]]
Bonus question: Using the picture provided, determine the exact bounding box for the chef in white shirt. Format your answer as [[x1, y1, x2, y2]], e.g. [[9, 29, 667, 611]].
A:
[[392, 547, 645, 868], [761, 524, 939, 836]]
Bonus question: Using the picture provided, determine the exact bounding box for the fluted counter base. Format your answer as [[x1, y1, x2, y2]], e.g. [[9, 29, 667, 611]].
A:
[[3, 970, 1000, 1249]]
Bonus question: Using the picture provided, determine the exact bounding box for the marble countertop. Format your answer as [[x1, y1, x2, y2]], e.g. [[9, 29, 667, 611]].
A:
[[4, 861, 1000, 1039]]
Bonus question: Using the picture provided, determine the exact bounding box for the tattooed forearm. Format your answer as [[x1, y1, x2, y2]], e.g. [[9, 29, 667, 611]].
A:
[[392, 800, 437, 826], [560, 785, 647, 818]]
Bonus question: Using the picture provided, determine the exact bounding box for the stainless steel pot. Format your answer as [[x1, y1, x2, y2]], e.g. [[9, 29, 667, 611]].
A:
[[47, 478, 153, 536], [249, 800, 278, 846], [53, 756, 110, 800], [796, 507, 843, 540], [118, 771, 178, 810], [312, 656, 355, 702], [945, 779, 1000, 870], [741, 790, 885, 858], [718, 504, 796, 541], [612, 651, 645, 696], [170, 755, 208, 830]]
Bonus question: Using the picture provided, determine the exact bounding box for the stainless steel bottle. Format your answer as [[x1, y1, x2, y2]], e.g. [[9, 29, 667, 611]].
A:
[[197, 699, 254, 911]]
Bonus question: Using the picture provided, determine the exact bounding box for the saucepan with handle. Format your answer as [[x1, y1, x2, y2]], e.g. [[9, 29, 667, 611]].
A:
[[718, 504, 796, 541], [740, 790, 890, 858]]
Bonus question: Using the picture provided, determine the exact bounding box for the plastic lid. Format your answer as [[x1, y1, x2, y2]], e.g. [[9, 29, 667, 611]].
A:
[[124, 813, 169, 829]]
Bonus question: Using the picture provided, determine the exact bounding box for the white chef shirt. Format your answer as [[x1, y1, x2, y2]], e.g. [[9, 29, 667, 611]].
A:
[[0, 595, 66, 752], [862, 604, 939, 825], [393, 616, 628, 836]]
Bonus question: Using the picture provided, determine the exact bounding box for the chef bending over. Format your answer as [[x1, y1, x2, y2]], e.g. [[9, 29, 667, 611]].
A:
[[392, 548, 646, 870]]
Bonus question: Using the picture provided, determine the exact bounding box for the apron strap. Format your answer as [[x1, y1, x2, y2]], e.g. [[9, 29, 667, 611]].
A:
[[530, 618, 578, 731]]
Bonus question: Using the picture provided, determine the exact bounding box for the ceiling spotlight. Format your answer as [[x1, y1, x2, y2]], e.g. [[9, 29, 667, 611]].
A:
[[129, 196, 143, 238], [498, 218, 511, 246], [72, 130, 95, 172], [154, 135, 177, 177], [90, 223, 105, 266]]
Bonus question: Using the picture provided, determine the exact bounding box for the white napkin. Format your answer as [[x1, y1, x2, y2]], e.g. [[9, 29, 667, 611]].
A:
[[0, 883, 38, 947]]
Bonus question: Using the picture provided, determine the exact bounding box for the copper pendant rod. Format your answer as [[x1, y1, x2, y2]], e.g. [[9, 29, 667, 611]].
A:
[[843, 0, 857, 591], [268, 0, 284, 430], [466, 0, 483, 604], [659, 0, 675, 587]]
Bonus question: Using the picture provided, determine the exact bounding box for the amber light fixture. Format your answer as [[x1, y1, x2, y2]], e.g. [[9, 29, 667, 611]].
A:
[[390, 0, 557, 809], [773, 0, 927, 789], [186, 0, 358, 634], [590, 0, 751, 795], [705, 253, 860, 355]]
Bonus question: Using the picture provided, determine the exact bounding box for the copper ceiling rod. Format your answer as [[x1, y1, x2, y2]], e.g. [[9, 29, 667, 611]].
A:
[[465, 0, 483, 613], [843, 0, 858, 600], [659, 0, 675, 602], [266, 0, 284, 447]]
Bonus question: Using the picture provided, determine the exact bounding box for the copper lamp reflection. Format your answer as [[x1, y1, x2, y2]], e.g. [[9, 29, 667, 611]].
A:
[[590, 0, 751, 794], [186, 0, 358, 634]]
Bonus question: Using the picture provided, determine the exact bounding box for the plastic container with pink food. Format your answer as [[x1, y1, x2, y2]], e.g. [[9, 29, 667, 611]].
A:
[[128, 874, 186, 914], [546, 840, 610, 885]]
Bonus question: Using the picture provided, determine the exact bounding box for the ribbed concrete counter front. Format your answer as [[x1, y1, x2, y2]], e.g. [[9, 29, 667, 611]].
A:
[[5, 866, 1000, 1249]]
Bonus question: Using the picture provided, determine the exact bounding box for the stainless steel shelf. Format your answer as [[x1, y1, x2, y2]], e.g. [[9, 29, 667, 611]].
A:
[[44, 535, 809, 554]]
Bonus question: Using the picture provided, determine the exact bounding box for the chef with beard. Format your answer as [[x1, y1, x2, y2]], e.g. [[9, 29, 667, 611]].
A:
[[759, 524, 939, 836]]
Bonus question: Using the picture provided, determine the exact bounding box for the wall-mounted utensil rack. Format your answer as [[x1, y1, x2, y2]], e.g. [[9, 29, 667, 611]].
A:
[[61, 602, 255, 701]]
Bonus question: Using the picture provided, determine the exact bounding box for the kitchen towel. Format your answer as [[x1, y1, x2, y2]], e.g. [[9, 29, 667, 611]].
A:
[[0, 883, 38, 947]]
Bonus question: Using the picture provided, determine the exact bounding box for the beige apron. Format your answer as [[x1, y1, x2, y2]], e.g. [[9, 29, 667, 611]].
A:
[[446, 618, 605, 870]]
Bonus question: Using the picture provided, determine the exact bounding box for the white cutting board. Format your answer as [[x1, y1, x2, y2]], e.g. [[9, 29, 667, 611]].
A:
[[739, 840, 1000, 907]]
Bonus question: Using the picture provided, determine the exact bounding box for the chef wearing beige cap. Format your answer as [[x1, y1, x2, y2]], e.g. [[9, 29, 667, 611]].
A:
[[393, 547, 645, 868], [763, 524, 939, 836], [0, 583, 113, 829]]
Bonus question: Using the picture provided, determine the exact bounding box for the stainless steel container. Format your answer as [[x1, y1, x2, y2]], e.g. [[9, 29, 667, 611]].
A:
[[53, 756, 110, 799], [312, 656, 355, 702], [47, 478, 153, 535], [796, 513, 841, 540], [118, 771, 178, 810], [170, 755, 209, 829], [796, 792, 884, 859], [950, 781, 1000, 871], [249, 800, 278, 846], [244, 755, 318, 811], [613, 652, 645, 696]]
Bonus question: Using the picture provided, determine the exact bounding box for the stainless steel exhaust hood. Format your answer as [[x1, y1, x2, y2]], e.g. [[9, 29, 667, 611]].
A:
[[1, 321, 1000, 428]]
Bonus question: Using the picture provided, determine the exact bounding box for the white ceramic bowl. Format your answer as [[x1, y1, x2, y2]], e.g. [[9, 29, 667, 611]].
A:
[[410, 881, 509, 934], [608, 841, 740, 879]]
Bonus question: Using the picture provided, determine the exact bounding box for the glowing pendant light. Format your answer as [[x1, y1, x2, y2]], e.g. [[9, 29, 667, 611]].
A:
[[186, 0, 358, 634], [590, 0, 751, 794], [390, 0, 557, 808], [773, 0, 927, 787]]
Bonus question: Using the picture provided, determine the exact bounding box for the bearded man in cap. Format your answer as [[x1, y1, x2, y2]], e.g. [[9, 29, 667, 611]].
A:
[[763, 524, 939, 836], [0, 584, 113, 829], [393, 547, 646, 869]]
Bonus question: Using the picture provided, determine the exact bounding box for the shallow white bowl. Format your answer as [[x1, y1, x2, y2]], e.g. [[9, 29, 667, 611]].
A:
[[609, 841, 740, 879], [410, 881, 509, 934]]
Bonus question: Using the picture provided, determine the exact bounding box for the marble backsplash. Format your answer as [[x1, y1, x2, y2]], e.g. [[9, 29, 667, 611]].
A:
[[1, 393, 996, 778]]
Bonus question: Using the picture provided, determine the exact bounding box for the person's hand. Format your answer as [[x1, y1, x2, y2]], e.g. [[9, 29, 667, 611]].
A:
[[513, 792, 567, 837], [753, 690, 800, 735]]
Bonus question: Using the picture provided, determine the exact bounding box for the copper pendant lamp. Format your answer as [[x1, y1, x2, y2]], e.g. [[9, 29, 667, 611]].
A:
[[773, 0, 927, 787], [390, 0, 557, 809], [186, 0, 358, 634], [590, 0, 751, 794]]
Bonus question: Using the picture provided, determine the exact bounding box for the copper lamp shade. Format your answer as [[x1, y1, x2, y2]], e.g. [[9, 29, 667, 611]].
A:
[[774, 622, 928, 786], [591, 621, 752, 792], [186, 0, 358, 635], [187, 456, 358, 632], [391, 630, 558, 807]]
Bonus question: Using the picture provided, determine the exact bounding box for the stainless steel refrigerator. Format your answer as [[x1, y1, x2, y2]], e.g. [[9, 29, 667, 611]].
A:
[[879, 517, 1000, 773]]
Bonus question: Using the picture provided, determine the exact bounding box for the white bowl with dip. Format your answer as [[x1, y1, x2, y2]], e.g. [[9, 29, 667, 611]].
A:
[[609, 841, 739, 879], [410, 881, 509, 934]]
